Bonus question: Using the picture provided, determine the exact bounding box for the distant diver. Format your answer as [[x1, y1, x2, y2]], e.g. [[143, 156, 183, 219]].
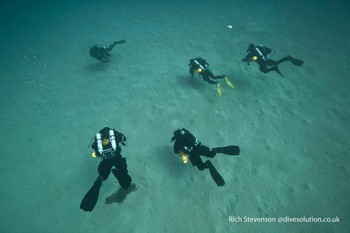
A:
[[188, 57, 234, 97], [80, 127, 132, 212], [170, 128, 240, 186], [241, 44, 304, 77], [89, 40, 126, 62]]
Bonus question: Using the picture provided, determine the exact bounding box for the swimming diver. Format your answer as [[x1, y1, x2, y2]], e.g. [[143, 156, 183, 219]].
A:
[[188, 57, 234, 97], [80, 127, 132, 212], [170, 128, 240, 187], [241, 44, 304, 77], [89, 39, 126, 62]]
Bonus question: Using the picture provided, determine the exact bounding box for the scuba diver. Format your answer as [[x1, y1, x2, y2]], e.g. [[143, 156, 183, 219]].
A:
[[170, 128, 240, 187], [89, 39, 126, 62], [80, 127, 132, 212], [241, 44, 304, 77], [188, 57, 234, 98]]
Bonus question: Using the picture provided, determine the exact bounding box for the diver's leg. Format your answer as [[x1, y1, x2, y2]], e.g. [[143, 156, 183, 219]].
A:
[[189, 153, 224, 186], [189, 153, 208, 170], [205, 160, 225, 186], [260, 62, 284, 77], [275, 56, 304, 66], [195, 145, 216, 158], [275, 56, 291, 65], [259, 63, 269, 73], [112, 157, 132, 189], [98, 159, 113, 181], [115, 39, 126, 45], [212, 146, 240, 156], [207, 71, 225, 80], [106, 40, 126, 51], [80, 175, 103, 212], [106, 42, 117, 52]]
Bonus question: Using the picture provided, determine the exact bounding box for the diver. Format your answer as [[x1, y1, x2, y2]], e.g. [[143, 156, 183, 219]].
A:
[[80, 127, 132, 212], [170, 128, 240, 187], [89, 39, 126, 62], [188, 57, 234, 97], [241, 44, 304, 77]]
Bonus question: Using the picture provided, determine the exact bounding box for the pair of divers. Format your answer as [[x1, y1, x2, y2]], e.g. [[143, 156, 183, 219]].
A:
[[170, 128, 240, 186], [80, 127, 241, 212], [80, 127, 133, 212], [242, 43, 304, 77], [189, 44, 303, 96], [188, 57, 234, 97]]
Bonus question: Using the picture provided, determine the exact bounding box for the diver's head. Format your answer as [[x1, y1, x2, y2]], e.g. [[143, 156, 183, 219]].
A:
[[90, 46, 99, 58]]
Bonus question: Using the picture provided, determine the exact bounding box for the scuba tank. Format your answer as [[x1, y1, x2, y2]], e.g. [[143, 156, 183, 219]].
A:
[[109, 129, 117, 151], [95, 133, 103, 155]]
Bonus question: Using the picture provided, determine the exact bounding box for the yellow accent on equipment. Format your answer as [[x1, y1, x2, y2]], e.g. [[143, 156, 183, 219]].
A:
[[216, 83, 222, 98], [91, 152, 97, 158], [180, 151, 189, 164], [195, 68, 203, 74], [102, 138, 110, 145], [224, 76, 234, 88]]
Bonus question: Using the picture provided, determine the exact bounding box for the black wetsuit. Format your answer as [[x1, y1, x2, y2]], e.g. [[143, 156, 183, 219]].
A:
[[242, 44, 304, 77], [90, 39, 126, 63], [171, 128, 240, 187], [172, 129, 216, 170], [80, 126, 132, 212], [91, 127, 132, 189], [189, 57, 225, 84]]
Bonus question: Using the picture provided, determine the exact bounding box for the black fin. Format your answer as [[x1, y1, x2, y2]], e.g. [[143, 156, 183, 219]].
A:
[[206, 161, 225, 186], [290, 57, 304, 66], [80, 178, 102, 212], [275, 66, 285, 77], [212, 146, 240, 156]]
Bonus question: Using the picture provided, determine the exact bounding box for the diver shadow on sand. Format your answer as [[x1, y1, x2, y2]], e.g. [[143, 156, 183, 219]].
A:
[[105, 183, 138, 204], [175, 75, 204, 89], [157, 145, 190, 179], [175, 75, 214, 102], [85, 62, 110, 72]]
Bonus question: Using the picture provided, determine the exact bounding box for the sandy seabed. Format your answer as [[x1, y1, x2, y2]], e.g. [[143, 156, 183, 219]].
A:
[[0, 1, 349, 232]]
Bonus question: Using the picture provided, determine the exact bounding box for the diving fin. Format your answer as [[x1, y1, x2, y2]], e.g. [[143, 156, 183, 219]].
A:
[[216, 83, 222, 98], [206, 161, 225, 186], [275, 66, 284, 78], [115, 39, 126, 45], [224, 76, 234, 88], [80, 177, 102, 212], [289, 57, 304, 66], [212, 146, 240, 156]]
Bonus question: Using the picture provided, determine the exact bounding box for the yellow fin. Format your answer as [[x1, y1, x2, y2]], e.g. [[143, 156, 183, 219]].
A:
[[216, 83, 222, 98], [224, 76, 234, 88]]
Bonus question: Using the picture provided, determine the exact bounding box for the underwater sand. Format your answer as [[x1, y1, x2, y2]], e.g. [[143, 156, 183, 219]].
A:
[[0, 0, 349, 232]]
